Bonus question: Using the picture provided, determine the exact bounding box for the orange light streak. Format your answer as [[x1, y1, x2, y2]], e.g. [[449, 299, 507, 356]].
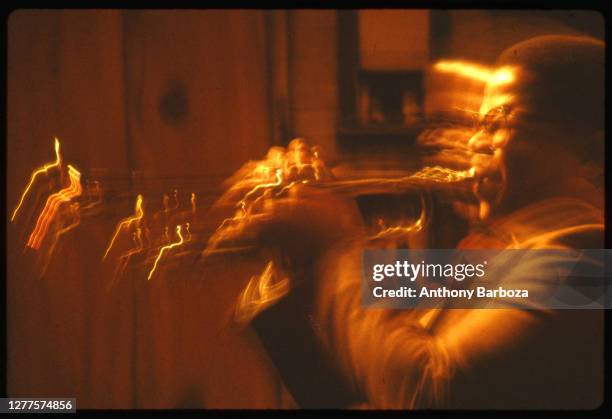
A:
[[26, 164, 82, 250], [102, 194, 144, 260], [234, 260, 291, 325], [213, 169, 284, 237], [11, 137, 62, 222], [371, 196, 427, 240], [147, 224, 184, 281], [241, 169, 283, 204], [434, 61, 515, 86]]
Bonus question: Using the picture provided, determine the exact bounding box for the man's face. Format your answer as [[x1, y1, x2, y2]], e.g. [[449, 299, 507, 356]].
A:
[[466, 66, 520, 220]]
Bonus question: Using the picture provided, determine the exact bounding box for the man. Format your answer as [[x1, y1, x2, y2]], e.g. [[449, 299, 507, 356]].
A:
[[214, 35, 604, 408]]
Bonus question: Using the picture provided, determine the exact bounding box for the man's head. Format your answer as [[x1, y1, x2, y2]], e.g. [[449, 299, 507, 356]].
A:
[[469, 35, 604, 219]]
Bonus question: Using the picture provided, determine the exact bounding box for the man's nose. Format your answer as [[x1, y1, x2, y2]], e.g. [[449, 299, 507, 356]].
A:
[[466, 130, 505, 181]]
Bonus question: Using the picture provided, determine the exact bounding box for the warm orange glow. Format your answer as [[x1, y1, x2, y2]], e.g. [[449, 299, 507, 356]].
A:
[[371, 196, 427, 241], [147, 224, 184, 281], [315, 197, 604, 408], [26, 164, 82, 250], [191, 192, 196, 215], [11, 137, 62, 222], [410, 165, 476, 183], [478, 94, 514, 118], [371, 218, 423, 240], [434, 61, 515, 86], [205, 139, 477, 256], [234, 260, 291, 325], [242, 169, 283, 204], [102, 194, 144, 260], [205, 169, 286, 255], [205, 139, 333, 255], [322, 165, 476, 197], [215, 139, 329, 210]]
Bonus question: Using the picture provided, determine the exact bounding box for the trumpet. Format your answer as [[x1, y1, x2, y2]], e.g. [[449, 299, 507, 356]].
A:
[[202, 163, 479, 255], [316, 166, 476, 197], [216, 163, 477, 210]]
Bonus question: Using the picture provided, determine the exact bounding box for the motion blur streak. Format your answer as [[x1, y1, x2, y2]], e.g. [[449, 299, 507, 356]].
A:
[[205, 139, 330, 256], [147, 224, 185, 281], [40, 202, 82, 275], [26, 164, 82, 250], [434, 61, 515, 86], [234, 260, 291, 326], [115, 227, 145, 280], [102, 194, 144, 260], [370, 195, 427, 241], [205, 140, 475, 257], [11, 137, 62, 222]]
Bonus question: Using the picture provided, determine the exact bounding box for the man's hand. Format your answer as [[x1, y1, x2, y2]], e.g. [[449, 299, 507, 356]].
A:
[[207, 184, 365, 259]]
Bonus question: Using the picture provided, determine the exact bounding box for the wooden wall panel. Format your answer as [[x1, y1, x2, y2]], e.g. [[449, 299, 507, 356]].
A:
[[119, 10, 287, 408], [8, 10, 62, 210], [8, 9, 286, 408], [122, 10, 271, 181], [7, 10, 130, 405], [7, 10, 60, 397], [289, 11, 339, 163], [55, 10, 129, 171]]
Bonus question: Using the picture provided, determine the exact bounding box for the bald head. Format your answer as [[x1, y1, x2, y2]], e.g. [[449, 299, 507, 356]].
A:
[[470, 35, 604, 218], [495, 35, 604, 155]]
